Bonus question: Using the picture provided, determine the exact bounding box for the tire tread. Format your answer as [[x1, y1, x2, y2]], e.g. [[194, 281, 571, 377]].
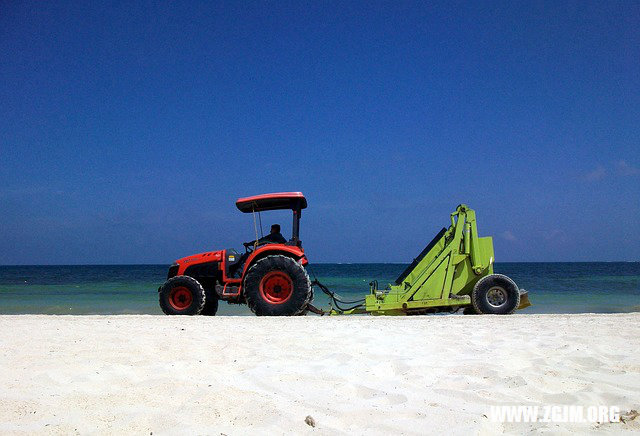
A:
[[159, 275, 206, 315], [471, 273, 520, 315], [244, 255, 312, 316]]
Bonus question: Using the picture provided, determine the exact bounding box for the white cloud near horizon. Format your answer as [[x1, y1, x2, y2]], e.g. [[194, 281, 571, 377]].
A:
[[584, 166, 607, 181], [501, 230, 517, 242], [583, 159, 639, 182], [616, 159, 640, 176]]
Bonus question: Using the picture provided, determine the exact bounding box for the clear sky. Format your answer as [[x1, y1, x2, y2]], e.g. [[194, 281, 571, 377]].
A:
[[1, 1, 639, 264]]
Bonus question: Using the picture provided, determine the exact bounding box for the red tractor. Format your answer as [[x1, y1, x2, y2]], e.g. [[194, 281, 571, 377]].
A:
[[158, 192, 312, 316]]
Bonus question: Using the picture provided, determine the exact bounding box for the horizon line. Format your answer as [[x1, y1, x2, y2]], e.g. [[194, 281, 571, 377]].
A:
[[1, 261, 639, 267]]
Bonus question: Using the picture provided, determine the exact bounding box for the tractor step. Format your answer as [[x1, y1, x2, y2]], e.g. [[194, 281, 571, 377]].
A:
[[216, 284, 241, 298]]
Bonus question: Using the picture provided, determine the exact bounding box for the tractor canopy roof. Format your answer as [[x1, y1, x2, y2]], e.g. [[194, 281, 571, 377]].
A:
[[236, 192, 307, 213]]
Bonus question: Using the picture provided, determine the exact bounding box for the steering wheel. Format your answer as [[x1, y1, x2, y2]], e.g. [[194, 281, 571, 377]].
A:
[[243, 242, 255, 253]]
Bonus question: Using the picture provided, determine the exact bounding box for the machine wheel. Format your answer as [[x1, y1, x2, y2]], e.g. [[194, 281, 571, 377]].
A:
[[200, 287, 219, 316], [159, 275, 206, 315], [243, 255, 312, 316], [471, 274, 520, 315]]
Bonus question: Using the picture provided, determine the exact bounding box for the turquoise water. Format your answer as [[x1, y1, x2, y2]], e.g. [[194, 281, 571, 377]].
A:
[[0, 263, 639, 315]]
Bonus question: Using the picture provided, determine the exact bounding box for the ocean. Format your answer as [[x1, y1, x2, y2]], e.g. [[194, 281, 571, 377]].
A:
[[0, 263, 639, 315]]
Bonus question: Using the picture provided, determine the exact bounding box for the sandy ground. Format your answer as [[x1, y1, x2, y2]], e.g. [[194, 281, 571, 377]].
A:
[[0, 314, 639, 435]]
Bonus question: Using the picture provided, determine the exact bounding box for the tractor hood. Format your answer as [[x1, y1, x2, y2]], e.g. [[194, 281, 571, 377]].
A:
[[174, 250, 223, 268], [236, 192, 307, 212]]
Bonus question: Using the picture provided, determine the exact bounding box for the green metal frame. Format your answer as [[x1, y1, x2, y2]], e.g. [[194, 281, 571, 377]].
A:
[[330, 204, 498, 315]]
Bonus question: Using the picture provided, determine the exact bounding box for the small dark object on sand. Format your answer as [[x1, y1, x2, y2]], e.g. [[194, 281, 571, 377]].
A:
[[621, 410, 639, 423], [305, 415, 316, 427]]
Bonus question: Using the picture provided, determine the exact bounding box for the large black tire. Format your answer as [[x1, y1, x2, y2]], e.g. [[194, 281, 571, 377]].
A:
[[472, 274, 520, 315], [243, 255, 312, 316], [200, 287, 219, 316], [159, 275, 206, 315]]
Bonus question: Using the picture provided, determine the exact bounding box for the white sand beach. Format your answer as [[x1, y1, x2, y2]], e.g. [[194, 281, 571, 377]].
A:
[[0, 314, 638, 434]]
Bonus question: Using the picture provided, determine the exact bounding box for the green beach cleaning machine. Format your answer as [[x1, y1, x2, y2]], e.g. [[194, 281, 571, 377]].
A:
[[158, 192, 531, 316]]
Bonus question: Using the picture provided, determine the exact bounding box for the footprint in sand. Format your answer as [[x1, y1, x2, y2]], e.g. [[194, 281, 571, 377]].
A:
[[543, 392, 579, 404], [502, 376, 527, 388], [353, 385, 408, 405], [324, 352, 353, 364], [571, 356, 604, 369]]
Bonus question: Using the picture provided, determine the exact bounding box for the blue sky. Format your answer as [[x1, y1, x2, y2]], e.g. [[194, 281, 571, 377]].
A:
[[1, 1, 638, 264]]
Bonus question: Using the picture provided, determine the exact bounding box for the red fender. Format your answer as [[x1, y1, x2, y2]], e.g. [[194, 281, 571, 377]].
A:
[[240, 244, 307, 277]]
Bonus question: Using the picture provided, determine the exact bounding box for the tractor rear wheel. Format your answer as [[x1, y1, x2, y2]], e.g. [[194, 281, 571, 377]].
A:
[[471, 274, 520, 315], [243, 255, 312, 316], [159, 275, 206, 315]]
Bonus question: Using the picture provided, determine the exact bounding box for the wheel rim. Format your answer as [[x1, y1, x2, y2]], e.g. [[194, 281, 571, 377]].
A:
[[169, 286, 193, 310], [259, 271, 293, 304], [486, 286, 508, 308]]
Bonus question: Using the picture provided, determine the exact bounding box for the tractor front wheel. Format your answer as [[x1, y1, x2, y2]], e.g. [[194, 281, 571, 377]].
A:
[[243, 255, 312, 316], [159, 275, 206, 315], [471, 274, 520, 315]]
